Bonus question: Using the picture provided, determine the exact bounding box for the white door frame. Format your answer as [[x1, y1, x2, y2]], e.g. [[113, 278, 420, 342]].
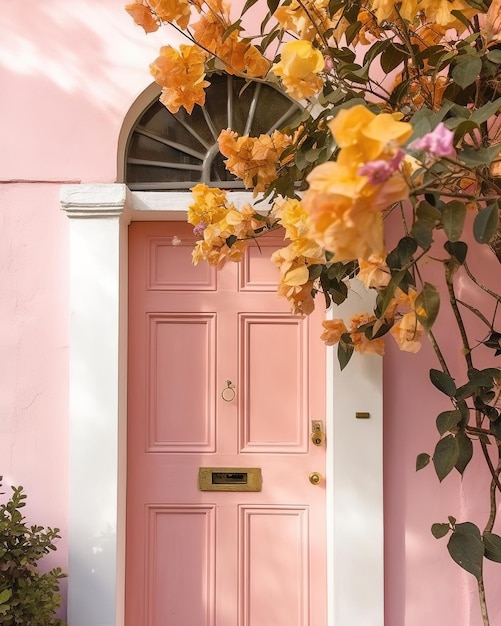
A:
[[60, 183, 384, 626]]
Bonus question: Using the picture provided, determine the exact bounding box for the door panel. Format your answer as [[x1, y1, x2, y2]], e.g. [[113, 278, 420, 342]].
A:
[[126, 221, 326, 626]]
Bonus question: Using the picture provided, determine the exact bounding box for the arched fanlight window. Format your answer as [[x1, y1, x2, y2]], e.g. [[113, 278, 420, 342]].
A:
[[124, 73, 302, 191]]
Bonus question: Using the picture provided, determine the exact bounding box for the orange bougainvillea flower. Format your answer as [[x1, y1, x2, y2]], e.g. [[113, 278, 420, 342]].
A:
[[390, 312, 424, 353], [218, 129, 292, 194], [125, 2, 159, 33], [303, 190, 386, 262], [192, 14, 269, 78], [148, 0, 191, 29], [349, 313, 385, 355], [369, 0, 477, 31], [483, 0, 501, 44], [278, 281, 316, 316], [357, 254, 391, 289], [272, 237, 325, 315], [150, 45, 209, 114], [321, 319, 348, 345], [274, 0, 334, 41], [303, 105, 411, 262]]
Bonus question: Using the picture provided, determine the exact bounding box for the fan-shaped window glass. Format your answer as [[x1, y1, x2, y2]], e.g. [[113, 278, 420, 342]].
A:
[[125, 73, 302, 191]]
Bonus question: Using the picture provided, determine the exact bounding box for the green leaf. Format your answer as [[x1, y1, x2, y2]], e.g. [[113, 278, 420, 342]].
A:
[[433, 434, 459, 481], [411, 220, 434, 250], [380, 44, 408, 73], [308, 265, 323, 280], [452, 120, 479, 144], [483, 532, 501, 563], [266, 0, 280, 14], [441, 201, 467, 242], [460, 144, 501, 166], [432, 523, 450, 539], [451, 7, 479, 28], [241, 0, 259, 15], [468, 367, 499, 387], [455, 432, 473, 475], [222, 19, 242, 42], [452, 56, 482, 88], [473, 203, 499, 244], [436, 410, 462, 435], [444, 240, 468, 265], [415, 283, 440, 331], [470, 98, 501, 125], [344, 21, 362, 46], [487, 49, 501, 64], [363, 39, 392, 66], [430, 369, 457, 397], [0, 589, 11, 605], [416, 452, 431, 471], [337, 338, 354, 371], [447, 524, 484, 580]]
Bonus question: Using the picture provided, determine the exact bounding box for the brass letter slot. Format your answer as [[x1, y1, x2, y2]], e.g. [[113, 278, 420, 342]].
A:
[[198, 467, 262, 492]]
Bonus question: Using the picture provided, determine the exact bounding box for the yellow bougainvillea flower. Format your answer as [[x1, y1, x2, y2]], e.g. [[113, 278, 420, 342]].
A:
[[271, 40, 325, 100], [329, 105, 413, 162], [368, 0, 417, 25], [303, 105, 411, 262], [188, 184, 230, 227], [390, 312, 424, 353], [271, 239, 325, 281], [150, 45, 209, 114], [321, 319, 348, 345], [125, 2, 159, 33], [419, 0, 477, 31], [270, 197, 311, 241]]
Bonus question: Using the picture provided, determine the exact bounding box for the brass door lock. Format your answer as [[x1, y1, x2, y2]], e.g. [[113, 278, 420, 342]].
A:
[[311, 420, 325, 446], [309, 472, 322, 485]]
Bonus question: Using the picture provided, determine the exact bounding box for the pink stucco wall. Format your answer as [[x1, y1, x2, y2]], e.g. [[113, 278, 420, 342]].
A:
[[2, 1, 500, 624]]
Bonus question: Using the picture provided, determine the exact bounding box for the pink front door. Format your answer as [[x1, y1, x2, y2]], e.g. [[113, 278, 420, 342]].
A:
[[126, 221, 326, 626]]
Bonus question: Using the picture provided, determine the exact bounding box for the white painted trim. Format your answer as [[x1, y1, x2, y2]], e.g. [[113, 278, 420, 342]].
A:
[[60, 183, 383, 626]]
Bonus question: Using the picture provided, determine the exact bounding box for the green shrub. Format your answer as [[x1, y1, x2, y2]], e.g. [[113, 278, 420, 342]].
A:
[[0, 478, 66, 625]]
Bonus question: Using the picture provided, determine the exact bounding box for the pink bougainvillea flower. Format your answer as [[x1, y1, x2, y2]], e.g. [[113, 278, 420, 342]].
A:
[[358, 150, 405, 184], [193, 222, 207, 237], [408, 122, 455, 157]]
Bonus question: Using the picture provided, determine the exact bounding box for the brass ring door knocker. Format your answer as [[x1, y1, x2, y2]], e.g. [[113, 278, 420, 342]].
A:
[[221, 379, 236, 402]]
